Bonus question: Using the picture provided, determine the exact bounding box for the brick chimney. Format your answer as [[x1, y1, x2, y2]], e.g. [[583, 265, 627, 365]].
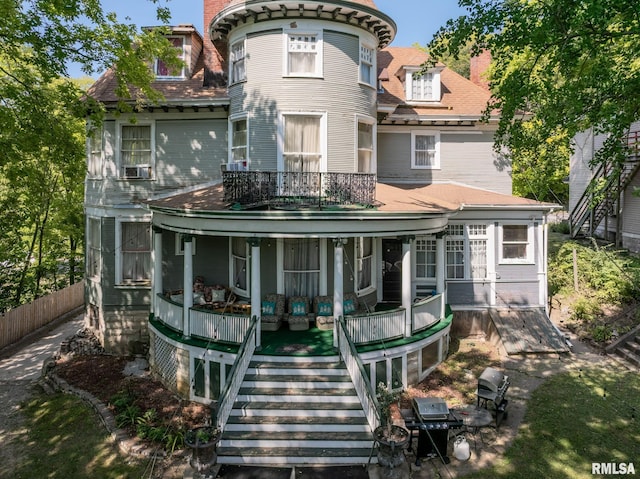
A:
[[470, 49, 491, 90], [203, 0, 229, 85]]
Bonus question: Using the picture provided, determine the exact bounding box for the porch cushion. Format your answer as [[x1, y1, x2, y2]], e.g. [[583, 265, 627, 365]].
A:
[[291, 301, 307, 316], [210, 289, 226, 302], [317, 302, 332, 316], [261, 301, 276, 315], [343, 298, 356, 314]]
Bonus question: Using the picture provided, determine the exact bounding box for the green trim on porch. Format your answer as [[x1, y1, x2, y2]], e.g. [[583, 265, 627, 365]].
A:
[[149, 317, 240, 354]]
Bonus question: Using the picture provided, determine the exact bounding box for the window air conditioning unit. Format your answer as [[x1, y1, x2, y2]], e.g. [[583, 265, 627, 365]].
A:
[[123, 165, 151, 179]]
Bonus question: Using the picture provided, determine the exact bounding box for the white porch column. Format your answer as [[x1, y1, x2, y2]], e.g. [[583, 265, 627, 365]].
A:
[[249, 238, 262, 349], [436, 232, 446, 318], [332, 238, 346, 348], [401, 236, 413, 337], [152, 227, 163, 315], [182, 235, 193, 339]]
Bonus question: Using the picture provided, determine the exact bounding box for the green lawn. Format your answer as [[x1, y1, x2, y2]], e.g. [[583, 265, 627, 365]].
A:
[[13, 393, 150, 479], [468, 367, 640, 479]]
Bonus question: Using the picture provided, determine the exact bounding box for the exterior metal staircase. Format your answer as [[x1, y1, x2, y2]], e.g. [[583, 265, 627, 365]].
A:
[[216, 355, 376, 465], [570, 130, 640, 239]]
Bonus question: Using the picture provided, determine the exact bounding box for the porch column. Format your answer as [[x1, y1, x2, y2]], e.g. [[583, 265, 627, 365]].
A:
[[182, 235, 194, 339], [401, 236, 414, 337], [332, 238, 346, 348], [152, 226, 163, 315], [436, 232, 446, 318], [248, 238, 262, 349]]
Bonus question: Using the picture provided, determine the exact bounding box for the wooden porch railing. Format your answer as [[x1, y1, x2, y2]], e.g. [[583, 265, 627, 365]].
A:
[[213, 315, 258, 432], [190, 308, 252, 344], [345, 308, 405, 344], [337, 316, 381, 432], [155, 294, 183, 332], [411, 294, 443, 332]]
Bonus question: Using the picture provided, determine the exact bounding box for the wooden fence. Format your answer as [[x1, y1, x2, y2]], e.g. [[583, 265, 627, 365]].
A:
[[0, 282, 84, 350]]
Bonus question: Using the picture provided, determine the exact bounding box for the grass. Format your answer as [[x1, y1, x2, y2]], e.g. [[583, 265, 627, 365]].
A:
[[11, 392, 150, 479], [467, 367, 640, 479]]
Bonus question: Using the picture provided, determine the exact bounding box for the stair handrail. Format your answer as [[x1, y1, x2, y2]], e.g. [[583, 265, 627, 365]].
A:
[[212, 314, 258, 432], [336, 315, 381, 431]]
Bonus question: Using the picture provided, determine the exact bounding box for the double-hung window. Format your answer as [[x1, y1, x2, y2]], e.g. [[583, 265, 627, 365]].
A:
[[119, 221, 151, 284], [283, 238, 320, 298], [155, 37, 185, 78], [500, 224, 533, 263], [87, 217, 101, 279], [415, 237, 437, 280], [230, 237, 248, 295], [355, 237, 374, 294], [357, 119, 374, 173], [229, 117, 248, 170], [120, 124, 153, 179], [411, 131, 440, 169], [230, 39, 246, 83], [405, 67, 442, 102], [286, 32, 322, 77], [360, 44, 374, 86], [87, 128, 102, 178], [282, 113, 323, 173]]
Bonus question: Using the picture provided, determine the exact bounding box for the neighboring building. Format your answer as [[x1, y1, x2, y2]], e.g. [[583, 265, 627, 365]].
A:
[[85, 0, 561, 465], [569, 121, 640, 252]]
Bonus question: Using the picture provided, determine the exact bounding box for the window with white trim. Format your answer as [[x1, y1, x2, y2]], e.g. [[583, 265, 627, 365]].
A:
[[500, 224, 533, 263], [286, 32, 322, 77], [229, 117, 248, 170], [87, 217, 101, 279], [118, 221, 151, 284], [155, 36, 185, 78], [415, 237, 436, 280], [282, 113, 323, 172], [357, 119, 374, 173], [446, 224, 488, 280], [405, 67, 441, 102], [230, 39, 246, 83], [411, 131, 440, 169], [230, 237, 248, 295], [175, 234, 196, 256], [119, 123, 153, 179], [87, 128, 102, 178], [283, 238, 320, 298], [360, 44, 374, 86], [355, 237, 374, 294]]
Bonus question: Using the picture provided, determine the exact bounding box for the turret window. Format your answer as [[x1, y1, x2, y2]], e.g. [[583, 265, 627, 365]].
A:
[[286, 32, 322, 77]]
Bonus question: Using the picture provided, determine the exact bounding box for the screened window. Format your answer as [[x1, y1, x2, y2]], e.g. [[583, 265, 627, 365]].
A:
[[231, 237, 248, 294], [120, 124, 152, 178], [155, 37, 185, 78], [411, 131, 440, 169], [287, 33, 320, 76], [283, 238, 320, 298], [360, 44, 374, 86], [283, 114, 321, 172], [501, 224, 531, 262], [87, 217, 101, 279], [230, 39, 246, 83], [357, 121, 374, 173], [230, 118, 248, 170], [120, 221, 151, 283], [416, 237, 436, 279], [356, 237, 374, 293]]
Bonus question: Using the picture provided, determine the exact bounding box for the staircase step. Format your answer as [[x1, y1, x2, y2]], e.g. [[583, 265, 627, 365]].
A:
[[222, 430, 373, 442], [242, 376, 353, 389], [221, 436, 374, 449], [626, 341, 640, 353], [617, 347, 640, 367], [226, 415, 369, 429], [232, 401, 364, 411], [216, 447, 375, 465]]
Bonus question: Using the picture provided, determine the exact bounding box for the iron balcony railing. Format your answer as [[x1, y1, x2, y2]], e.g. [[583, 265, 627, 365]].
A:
[[222, 171, 378, 209]]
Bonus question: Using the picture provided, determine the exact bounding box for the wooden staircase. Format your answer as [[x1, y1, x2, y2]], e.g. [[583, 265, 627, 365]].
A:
[[570, 130, 640, 239], [216, 355, 376, 465]]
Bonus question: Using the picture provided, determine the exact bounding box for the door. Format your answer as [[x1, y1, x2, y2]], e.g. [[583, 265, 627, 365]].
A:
[[382, 239, 402, 303]]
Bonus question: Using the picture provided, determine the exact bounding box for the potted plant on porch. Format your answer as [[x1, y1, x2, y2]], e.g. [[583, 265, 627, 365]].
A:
[[184, 425, 220, 474], [374, 383, 410, 478]]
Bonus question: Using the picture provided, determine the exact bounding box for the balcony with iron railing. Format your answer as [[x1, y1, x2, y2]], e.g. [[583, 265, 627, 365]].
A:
[[222, 171, 378, 210]]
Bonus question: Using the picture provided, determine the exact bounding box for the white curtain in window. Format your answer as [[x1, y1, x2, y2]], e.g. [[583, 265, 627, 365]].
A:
[[122, 222, 150, 281], [357, 237, 372, 291], [231, 41, 246, 82], [358, 122, 373, 172], [470, 239, 487, 278], [283, 115, 320, 172], [414, 135, 435, 167], [232, 237, 247, 290], [231, 119, 247, 162], [283, 238, 319, 298], [121, 125, 151, 166], [288, 35, 317, 74]]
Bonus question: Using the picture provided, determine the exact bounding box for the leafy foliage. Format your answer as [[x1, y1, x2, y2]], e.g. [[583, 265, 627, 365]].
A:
[[429, 0, 640, 200]]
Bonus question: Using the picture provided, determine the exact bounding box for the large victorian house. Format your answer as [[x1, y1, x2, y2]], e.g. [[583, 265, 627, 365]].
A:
[[85, 0, 560, 465]]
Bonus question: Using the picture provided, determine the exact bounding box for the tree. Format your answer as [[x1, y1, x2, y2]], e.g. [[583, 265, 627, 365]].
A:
[[429, 0, 640, 195]]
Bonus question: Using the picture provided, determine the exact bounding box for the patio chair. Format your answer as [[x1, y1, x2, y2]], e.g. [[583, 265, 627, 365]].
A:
[[286, 296, 313, 331], [260, 293, 285, 331], [313, 295, 334, 330]]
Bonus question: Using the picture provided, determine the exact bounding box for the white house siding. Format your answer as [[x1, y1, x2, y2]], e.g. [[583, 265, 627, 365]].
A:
[[377, 130, 511, 194], [622, 173, 640, 252], [228, 22, 377, 172]]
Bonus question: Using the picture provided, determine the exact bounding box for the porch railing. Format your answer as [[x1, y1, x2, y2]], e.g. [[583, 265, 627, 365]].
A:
[[213, 315, 258, 432], [345, 308, 405, 345], [190, 308, 252, 344], [156, 294, 183, 332], [222, 171, 377, 209], [411, 294, 443, 333], [337, 316, 381, 432]]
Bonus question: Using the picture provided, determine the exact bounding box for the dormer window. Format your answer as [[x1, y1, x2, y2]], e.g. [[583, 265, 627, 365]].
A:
[[230, 39, 246, 83], [155, 36, 185, 78], [405, 67, 442, 102]]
